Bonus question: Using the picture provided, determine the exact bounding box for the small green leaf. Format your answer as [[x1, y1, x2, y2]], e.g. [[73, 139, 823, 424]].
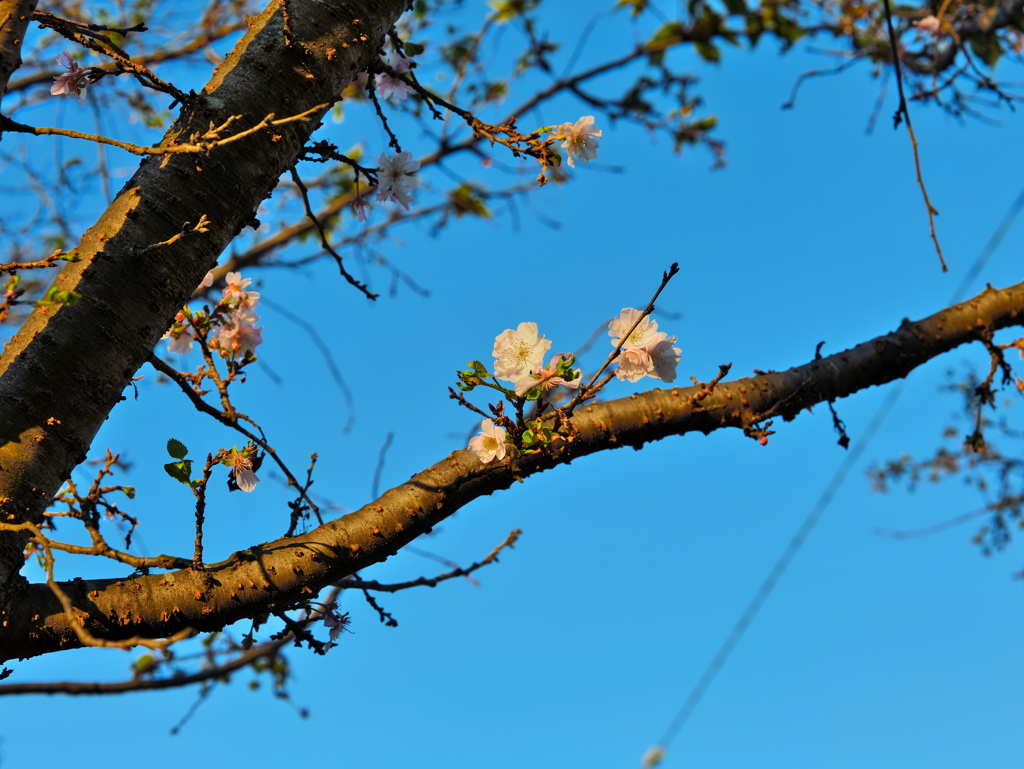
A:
[[695, 40, 721, 62], [166, 438, 188, 460], [403, 42, 425, 56], [164, 460, 193, 485], [968, 33, 1001, 68], [32, 287, 81, 307], [616, 0, 649, 18], [647, 21, 685, 51]]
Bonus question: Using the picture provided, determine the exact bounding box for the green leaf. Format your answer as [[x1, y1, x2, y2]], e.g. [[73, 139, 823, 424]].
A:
[[968, 33, 1001, 68], [449, 184, 493, 219], [695, 40, 721, 62], [164, 459, 193, 485], [166, 438, 188, 460], [403, 42, 425, 56], [647, 21, 685, 51], [616, 0, 649, 17], [32, 287, 80, 307], [134, 654, 156, 674]]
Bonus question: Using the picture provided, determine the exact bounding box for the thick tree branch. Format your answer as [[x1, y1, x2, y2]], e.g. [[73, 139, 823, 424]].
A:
[[3, 279, 1022, 662], [0, 0, 409, 597], [0, 0, 37, 103]]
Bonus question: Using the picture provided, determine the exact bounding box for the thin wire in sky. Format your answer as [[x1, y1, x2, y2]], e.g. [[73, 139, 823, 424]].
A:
[[649, 185, 1024, 762]]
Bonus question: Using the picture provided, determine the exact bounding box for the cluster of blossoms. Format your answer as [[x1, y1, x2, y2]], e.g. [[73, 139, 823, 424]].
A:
[[374, 51, 414, 102], [466, 311, 680, 464], [352, 113, 599, 221], [492, 322, 581, 398], [466, 322, 582, 464], [608, 308, 680, 383], [163, 271, 264, 359], [51, 50, 89, 105]]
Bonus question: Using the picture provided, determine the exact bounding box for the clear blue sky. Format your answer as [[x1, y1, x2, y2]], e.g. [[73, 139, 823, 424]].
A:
[[2, 3, 1023, 767]]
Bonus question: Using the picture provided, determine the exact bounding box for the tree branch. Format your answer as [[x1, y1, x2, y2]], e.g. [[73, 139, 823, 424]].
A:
[[0, 0, 410, 599], [0, 0, 38, 104], [3, 279, 1022, 662]]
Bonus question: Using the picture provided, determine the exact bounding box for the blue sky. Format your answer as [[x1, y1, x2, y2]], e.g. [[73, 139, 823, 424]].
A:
[[2, 2, 1024, 767]]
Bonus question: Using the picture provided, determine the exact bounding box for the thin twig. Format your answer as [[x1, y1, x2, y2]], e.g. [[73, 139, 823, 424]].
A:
[[881, 0, 947, 272], [0, 106, 326, 157], [339, 529, 522, 592], [288, 166, 378, 300]]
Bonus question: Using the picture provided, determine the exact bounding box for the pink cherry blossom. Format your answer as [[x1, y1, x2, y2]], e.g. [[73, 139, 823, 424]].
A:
[[514, 353, 582, 397], [215, 310, 264, 359], [614, 346, 655, 382], [554, 116, 602, 168], [468, 419, 508, 463], [609, 309, 681, 383], [374, 52, 414, 102], [226, 447, 259, 492], [51, 50, 89, 106], [916, 15, 941, 33]]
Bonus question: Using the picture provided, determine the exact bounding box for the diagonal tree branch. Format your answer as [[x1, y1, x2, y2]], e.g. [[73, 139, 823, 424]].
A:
[[2, 278, 1022, 662]]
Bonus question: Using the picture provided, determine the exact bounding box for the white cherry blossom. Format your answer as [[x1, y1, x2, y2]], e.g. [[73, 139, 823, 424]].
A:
[[608, 307, 660, 348], [468, 419, 508, 463], [375, 151, 420, 210], [554, 116, 601, 167], [493, 322, 551, 382], [648, 334, 681, 383]]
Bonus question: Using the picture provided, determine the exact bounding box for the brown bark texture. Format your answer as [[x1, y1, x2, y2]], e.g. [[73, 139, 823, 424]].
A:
[[2, 279, 1022, 662], [0, 0, 38, 103]]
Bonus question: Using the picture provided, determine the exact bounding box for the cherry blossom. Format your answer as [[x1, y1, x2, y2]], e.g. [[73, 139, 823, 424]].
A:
[[647, 333, 681, 383], [226, 447, 259, 492], [554, 116, 601, 168], [608, 307, 661, 348], [514, 353, 582, 397], [352, 198, 369, 222], [223, 271, 260, 308], [614, 346, 655, 383], [609, 308, 681, 383], [322, 605, 352, 651], [51, 50, 89, 105], [214, 310, 264, 359], [468, 419, 508, 463], [374, 51, 414, 102], [164, 326, 194, 355], [916, 15, 941, 33], [375, 151, 420, 210], [210, 270, 264, 358], [493, 322, 551, 382]]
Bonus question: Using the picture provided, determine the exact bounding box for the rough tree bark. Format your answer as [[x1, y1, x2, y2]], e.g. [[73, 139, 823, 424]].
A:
[[1, 279, 1022, 661], [0, 0, 38, 102]]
